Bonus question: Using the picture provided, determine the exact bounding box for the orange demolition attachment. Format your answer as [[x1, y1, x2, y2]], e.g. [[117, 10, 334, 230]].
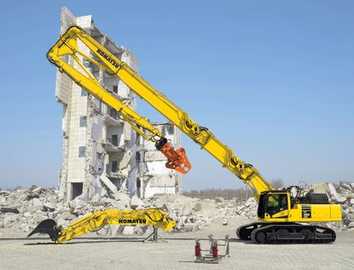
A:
[[155, 138, 192, 174]]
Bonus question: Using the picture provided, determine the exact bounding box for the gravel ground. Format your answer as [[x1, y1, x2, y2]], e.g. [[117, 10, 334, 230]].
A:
[[0, 216, 353, 270]]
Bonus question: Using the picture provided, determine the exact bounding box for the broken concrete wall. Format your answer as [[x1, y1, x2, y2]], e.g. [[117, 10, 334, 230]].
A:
[[55, 7, 183, 202], [137, 123, 182, 198], [56, 7, 139, 202]]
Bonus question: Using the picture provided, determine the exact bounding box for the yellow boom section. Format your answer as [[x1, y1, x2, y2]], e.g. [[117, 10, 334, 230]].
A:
[[57, 208, 175, 243], [48, 30, 162, 143], [47, 26, 272, 197]]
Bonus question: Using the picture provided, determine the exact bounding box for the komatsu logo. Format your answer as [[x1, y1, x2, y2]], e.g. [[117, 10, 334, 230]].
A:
[[118, 218, 147, 224], [97, 48, 120, 69]]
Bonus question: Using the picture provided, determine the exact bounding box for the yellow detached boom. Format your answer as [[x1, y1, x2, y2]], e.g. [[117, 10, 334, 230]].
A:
[[28, 208, 176, 243]]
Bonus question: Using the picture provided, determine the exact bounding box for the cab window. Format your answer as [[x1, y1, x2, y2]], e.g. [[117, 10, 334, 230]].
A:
[[265, 193, 288, 216]]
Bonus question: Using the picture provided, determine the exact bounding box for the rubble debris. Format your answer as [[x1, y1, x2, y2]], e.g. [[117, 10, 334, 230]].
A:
[[0, 182, 354, 235], [143, 194, 251, 232]]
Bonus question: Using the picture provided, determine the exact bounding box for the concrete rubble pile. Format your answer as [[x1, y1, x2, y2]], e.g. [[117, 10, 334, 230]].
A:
[[0, 186, 59, 232], [1, 182, 354, 235], [0, 186, 249, 235], [0, 186, 131, 233], [143, 194, 242, 232]]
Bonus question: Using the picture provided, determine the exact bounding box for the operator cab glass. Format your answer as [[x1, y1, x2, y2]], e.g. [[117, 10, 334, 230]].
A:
[[258, 192, 289, 218]]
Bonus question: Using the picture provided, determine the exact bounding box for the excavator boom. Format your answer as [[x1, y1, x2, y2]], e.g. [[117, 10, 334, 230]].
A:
[[28, 208, 176, 243], [48, 26, 190, 175], [47, 26, 271, 197]]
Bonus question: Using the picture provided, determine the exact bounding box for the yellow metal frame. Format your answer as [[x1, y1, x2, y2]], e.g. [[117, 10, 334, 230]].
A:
[[57, 208, 176, 243], [48, 31, 161, 143]]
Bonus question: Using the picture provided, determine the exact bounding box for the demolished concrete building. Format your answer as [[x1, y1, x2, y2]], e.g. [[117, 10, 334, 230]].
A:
[[55, 7, 181, 202]]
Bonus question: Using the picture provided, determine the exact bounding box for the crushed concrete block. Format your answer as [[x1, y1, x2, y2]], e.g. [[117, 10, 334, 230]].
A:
[[113, 193, 130, 209], [61, 211, 76, 220], [31, 186, 43, 193], [347, 221, 354, 228], [100, 175, 118, 194], [90, 193, 101, 204], [245, 197, 256, 207], [31, 198, 43, 208], [144, 151, 166, 162], [134, 226, 148, 235], [69, 197, 86, 210], [42, 203, 56, 212], [336, 196, 347, 203], [192, 202, 202, 212], [328, 183, 338, 197], [312, 183, 330, 194], [3, 214, 18, 227], [215, 197, 224, 203], [130, 195, 144, 209], [109, 225, 120, 236], [0, 191, 10, 196], [181, 205, 193, 216], [119, 150, 132, 170], [121, 226, 135, 235], [340, 183, 352, 191]]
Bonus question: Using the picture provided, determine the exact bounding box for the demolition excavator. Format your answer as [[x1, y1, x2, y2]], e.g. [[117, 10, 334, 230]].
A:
[[30, 26, 342, 244]]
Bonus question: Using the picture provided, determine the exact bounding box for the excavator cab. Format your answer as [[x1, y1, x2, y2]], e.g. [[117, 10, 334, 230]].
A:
[[257, 191, 290, 219]]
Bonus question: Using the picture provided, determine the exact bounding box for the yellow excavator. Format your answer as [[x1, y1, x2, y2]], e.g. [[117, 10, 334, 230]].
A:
[[28, 208, 175, 243], [31, 26, 342, 244]]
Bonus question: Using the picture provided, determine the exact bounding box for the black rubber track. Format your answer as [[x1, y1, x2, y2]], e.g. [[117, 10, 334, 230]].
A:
[[250, 223, 336, 244], [236, 222, 265, 241], [237, 222, 336, 244]]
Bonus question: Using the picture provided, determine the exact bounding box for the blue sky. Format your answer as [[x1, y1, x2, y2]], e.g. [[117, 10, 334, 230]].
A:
[[0, 1, 353, 190]]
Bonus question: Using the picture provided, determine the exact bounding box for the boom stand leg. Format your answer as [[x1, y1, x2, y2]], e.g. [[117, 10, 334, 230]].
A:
[[144, 227, 159, 242]]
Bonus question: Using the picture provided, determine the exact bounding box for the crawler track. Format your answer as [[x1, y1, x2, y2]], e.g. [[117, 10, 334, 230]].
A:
[[237, 222, 336, 244]]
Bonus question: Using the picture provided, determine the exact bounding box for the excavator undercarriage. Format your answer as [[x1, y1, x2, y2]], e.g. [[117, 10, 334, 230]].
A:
[[237, 222, 336, 244]]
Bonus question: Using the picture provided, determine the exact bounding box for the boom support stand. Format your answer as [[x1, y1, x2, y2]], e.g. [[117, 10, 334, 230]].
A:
[[144, 227, 162, 242]]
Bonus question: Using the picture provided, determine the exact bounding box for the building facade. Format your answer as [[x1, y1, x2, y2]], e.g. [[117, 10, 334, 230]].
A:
[[55, 7, 181, 201]]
